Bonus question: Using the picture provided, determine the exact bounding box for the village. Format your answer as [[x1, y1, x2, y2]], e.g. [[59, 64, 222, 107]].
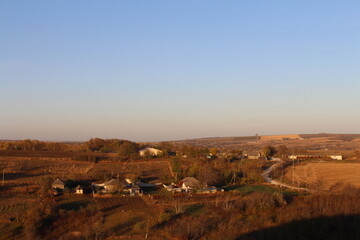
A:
[[0, 135, 358, 239], [48, 144, 345, 199], [51, 175, 223, 197], [49, 147, 226, 198]]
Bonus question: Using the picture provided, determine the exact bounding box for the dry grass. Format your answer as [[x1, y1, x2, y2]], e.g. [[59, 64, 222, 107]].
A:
[[87, 160, 172, 182], [260, 134, 301, 141], [282, 162, 360, 191], [96, 196, 149, 211]]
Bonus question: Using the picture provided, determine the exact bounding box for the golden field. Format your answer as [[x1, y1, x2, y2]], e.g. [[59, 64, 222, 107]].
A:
[[283, 162, 360, 190]]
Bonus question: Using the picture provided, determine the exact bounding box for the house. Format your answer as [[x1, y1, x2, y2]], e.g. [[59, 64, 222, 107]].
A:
[[52, 179, 65, 190], [92, 178, 145, 196], [103, 179, 124, 192], [139, 147, 162, 157], [163, 183, 182, 193], [330, 155, 343, 160], [92, 179, 123, 194], [52, 179, 67, 196], [75, 185, 83, 195], [179, 177, 200, 192], [127, 183, 141, 195], [289, 154, 320, 160], [164, 178, 223, 194], [289, 154, 343, 160]]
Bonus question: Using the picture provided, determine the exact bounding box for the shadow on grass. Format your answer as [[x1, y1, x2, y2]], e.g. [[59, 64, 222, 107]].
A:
[[4, 172, 43, 180], [224, 185, 274, 193], [224, 185, 298, 196], [237, 214, 360, 240], [184, 204, 204, 216], [0, 223, 23, 240], [152, 204, 205, 230], [59, 199, 91, 211], [108, 216, 142, 236], [102, 204, 124, 212], [155, 215, 181, 230]]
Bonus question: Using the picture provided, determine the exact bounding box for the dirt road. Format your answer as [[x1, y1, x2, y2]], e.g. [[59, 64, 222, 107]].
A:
[[262, 158, 310, 191]]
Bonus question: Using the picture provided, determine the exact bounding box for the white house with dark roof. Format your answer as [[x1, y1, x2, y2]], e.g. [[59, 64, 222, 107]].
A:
[[75, 185, 83, 195], [139, 147, 162, 157]]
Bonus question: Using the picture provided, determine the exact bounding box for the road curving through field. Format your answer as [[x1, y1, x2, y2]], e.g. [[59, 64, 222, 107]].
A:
[[262, 158, 312, 192]]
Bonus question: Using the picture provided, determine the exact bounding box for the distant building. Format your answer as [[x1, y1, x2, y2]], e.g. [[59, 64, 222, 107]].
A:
[[289, 154, 343, 160], [92, 178, 144, 196], [163, 183, 182, 193], [179, 177, 200, 191], [139, 147, 162, 157], [75, 185, 83, 195], [289, 154, 320, 160], [103, 179, 124, 192], [52, 179, 67, 196], [164, 178, 223, 194], [52, 179, 65, 190], [128, 183, 141, 195], [329, 155, 343, 160]]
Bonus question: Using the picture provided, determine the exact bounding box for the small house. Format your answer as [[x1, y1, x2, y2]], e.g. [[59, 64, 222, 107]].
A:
[[75, 185, 83, 195], [163, 183, 182, 193], [330, 155, 343, 160], [129, 183, 141, 195], [103, 179, 124, 192], [52, 179, 65, 190]]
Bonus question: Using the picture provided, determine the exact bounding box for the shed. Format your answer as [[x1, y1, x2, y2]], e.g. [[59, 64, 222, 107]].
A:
[[75, 185, 83, 195], [52, 179, 65, 190], [330, 155, 343, 160], [129, 184, 141, 195]]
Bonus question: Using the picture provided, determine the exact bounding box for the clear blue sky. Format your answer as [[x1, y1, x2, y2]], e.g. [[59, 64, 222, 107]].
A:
[[1, 1, 359, 141]]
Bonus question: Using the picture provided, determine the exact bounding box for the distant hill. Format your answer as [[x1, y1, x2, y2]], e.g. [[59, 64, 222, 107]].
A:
[[166, 133, 360, 149], [260, 134, 302, 141]]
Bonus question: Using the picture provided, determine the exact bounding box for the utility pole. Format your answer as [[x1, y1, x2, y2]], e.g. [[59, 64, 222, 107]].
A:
[[145, 219, 149, 238], [230, 172, 237, 185]]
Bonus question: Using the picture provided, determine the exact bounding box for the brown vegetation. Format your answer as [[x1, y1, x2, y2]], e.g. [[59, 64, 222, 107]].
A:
[[1, 135, 360, 239], [282, 162, 360, 191]]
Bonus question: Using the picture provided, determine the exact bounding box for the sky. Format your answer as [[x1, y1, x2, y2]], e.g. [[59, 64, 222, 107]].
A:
[[1, 1, 360, 142]]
